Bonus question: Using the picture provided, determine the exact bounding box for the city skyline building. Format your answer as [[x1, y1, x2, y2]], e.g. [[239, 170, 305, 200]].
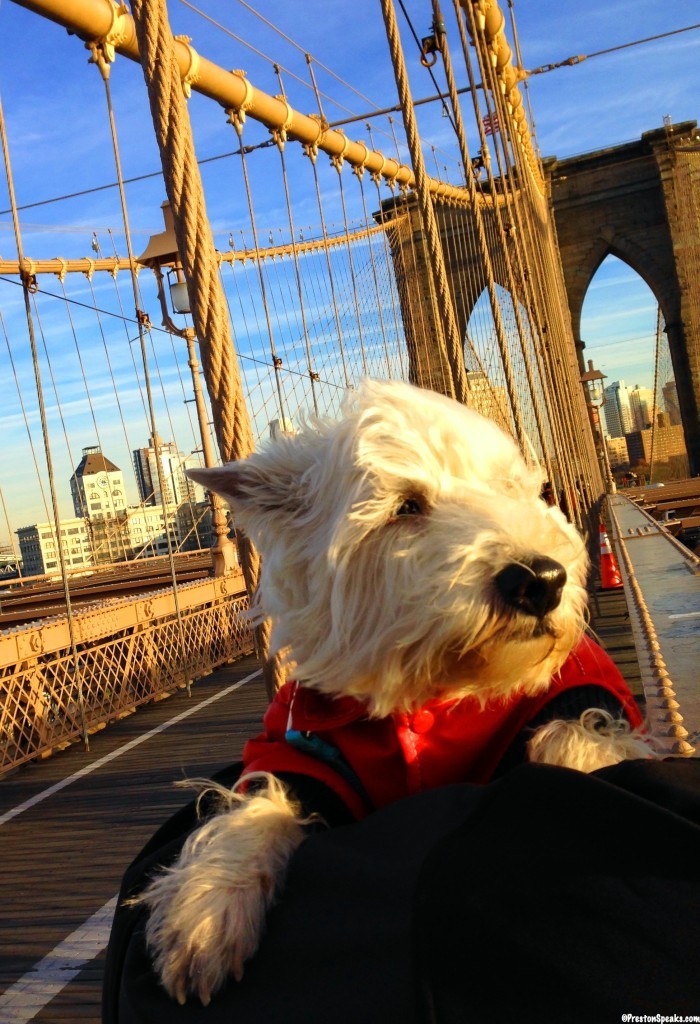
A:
[[626, 417, 687, 467], [14, 438, 210, 577], [605, 435, 629, 469], [70, 445, 127, 521], [662, 380, 682, 426], [17, 518, 93, 576], [133, 433, 204, 508], [628, 384, 654, 432], [465, 371, 510, 428], [602, 380, 633, 439]]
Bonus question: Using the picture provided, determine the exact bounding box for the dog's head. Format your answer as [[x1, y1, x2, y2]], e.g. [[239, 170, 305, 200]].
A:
[[189, 380, 589, 715]]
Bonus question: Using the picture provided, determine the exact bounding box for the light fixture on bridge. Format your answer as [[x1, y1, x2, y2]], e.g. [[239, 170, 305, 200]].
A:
[[580, 359, 616, 494], [169, 277, 190, 315], [136, 201, 237, 577], [137, 200, 191, 319], [580, 359, 606, 403]]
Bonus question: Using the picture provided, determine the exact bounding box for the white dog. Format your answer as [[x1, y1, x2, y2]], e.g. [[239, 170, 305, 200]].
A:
[[140, 379, 649, 1005]]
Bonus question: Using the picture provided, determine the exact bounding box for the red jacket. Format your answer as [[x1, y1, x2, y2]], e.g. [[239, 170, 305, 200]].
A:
[[243, 635, 643, 820]]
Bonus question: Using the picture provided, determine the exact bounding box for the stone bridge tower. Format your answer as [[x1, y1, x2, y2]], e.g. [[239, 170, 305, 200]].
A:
[[378, 123, 700, 477], [544, 121, 700, 475]]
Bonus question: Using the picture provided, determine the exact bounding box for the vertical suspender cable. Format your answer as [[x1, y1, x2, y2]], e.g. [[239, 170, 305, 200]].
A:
[[367, 123, 408, 381], [387, 116, 450, 394], [127, 0, 281, 697], [434, 1, 539, 458], [355, 168, 395, 379], [379, 0, 468, 403], [57, 277, 129, 560], [0, 96, 90, 750], [459, 0, 584, 523], [333, 155, 370, 378], [229, 124, 289, 430], [31, 296, 98, 562], [1, 310, 59, 530], [649, 304, 663, 484], [306, 56, 352, 389], [87, 48, 187, 648], [272, 66, 319, 414], [0, 486, 22, 578]]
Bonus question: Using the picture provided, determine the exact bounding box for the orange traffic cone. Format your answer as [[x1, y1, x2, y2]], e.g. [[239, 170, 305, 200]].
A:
[[599, 523, 623, 590]]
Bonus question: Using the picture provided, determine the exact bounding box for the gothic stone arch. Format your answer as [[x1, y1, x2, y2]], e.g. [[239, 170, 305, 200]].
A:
[[377, 195, 525, 393], [544, 122, 700, 475]]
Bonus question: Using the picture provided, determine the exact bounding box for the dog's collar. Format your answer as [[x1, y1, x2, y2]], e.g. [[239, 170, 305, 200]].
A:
[[283, 682, 372, 809], [285, 681, 370, 732]]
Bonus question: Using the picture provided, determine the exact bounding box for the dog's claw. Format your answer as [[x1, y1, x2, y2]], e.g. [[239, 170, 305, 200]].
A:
[[154, 902, 256, 1005], [142, 779, 305, 1007], [232, 959, 245, 984], [175, 979, 187, 1006]]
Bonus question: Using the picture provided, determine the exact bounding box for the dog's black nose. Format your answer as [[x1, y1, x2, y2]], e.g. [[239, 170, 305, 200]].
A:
[[495, 556, 567, 619]]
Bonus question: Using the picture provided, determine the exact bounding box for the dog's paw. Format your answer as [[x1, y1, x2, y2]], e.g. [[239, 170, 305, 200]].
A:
[[527, 708, 654, 772], [138, 777, 306, 1005], [144, 862, 274, 1005]]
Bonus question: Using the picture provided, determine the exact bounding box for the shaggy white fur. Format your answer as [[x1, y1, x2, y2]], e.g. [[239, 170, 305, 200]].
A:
[[138, 378, 649, 1005], [527, 708, 652, 772], [192, 379, 589, 715], [140, 775, 305, 1006]]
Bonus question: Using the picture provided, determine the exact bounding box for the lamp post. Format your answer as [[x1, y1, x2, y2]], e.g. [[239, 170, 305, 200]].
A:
[[137, 201, 237, 575], [580, 359, 617, 495]]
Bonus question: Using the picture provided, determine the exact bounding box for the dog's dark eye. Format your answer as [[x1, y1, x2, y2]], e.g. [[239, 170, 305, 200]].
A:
[[395, 497, 424, 516]]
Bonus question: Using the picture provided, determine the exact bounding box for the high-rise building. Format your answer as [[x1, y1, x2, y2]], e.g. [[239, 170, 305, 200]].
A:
[[602, 380, 633, 438], [625, 414, 687, 466], [605, 436, 629, 469], [70, 445, 127, 521], [662, 380, 682, 426], [628, 384, 654, 431], [133, 433, 203, 507], [122, 504, 182, 558], [465, 371, 510, 429]]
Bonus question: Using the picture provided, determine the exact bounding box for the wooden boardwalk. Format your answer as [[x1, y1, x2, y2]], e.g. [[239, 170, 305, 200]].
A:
[[0, 582, 642, 1023], [0, 655, 268, 1023], [589, 585, 645, 711]]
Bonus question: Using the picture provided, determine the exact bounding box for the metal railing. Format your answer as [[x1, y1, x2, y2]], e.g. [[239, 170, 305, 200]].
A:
[[607, 494, 699, 755], [0, 573, 254, 774]]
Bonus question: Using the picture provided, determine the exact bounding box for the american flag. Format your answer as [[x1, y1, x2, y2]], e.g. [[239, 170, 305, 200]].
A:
[[482, 112, 500, 137]]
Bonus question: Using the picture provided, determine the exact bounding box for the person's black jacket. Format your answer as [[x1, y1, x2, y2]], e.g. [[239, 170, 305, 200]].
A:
[[104, 758, 700, 1024]]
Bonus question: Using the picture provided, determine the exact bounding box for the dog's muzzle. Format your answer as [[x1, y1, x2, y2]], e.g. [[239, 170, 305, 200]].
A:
[[494, 556, 567, 619]]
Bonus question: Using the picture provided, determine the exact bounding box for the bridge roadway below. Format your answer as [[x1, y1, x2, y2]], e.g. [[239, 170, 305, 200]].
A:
[[0, 582, 644, 1023], [608, 493, 700, 752], [0, 654, 268, 1022]]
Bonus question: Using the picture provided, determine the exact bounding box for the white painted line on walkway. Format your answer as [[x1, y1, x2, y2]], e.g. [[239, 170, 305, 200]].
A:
[[0, 668, 261, 828], [0, 894, 118, 1023]]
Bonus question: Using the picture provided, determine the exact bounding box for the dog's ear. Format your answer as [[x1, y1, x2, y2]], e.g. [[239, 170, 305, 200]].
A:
[[186, 449, 312, 521]]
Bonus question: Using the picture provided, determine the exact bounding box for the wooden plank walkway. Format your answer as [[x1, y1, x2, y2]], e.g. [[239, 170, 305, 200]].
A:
[[0, 654, 268, 1023], [0, 582, 644, 1023], [589, 586, 645, 712]]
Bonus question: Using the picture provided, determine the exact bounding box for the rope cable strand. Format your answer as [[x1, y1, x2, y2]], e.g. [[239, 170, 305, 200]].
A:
[[129, 0, 253, 468], [436, 1, 536, 455], [459, 0, 590, 521], [528, 22, 700, 76], [129, 0, 281, 694], [379, 0, 468, 403], [0, 96, 91, 749], [90, 54, 190, 648]]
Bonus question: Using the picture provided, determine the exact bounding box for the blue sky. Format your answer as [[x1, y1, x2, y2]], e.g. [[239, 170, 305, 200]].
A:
[[0, 0, 698, 543]]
